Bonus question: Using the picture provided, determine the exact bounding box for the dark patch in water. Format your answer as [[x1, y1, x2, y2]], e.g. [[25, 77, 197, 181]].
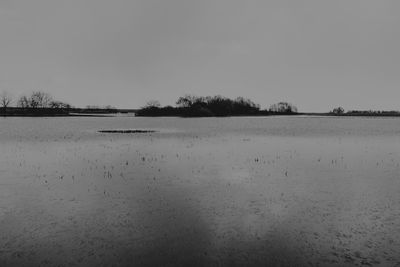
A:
[[99, 130, 157, 134]]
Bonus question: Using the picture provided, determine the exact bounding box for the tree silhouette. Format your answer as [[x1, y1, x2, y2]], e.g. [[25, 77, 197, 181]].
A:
[[17, 92, 53, 108], [0, 91, 12, 111], [331, 107, 344, 115], [176, 95, 200, 108], [50, 101, 71, 109], [269, 102, 298, 113], [29, 91, 53, 108], [17, 95, 30, 108]]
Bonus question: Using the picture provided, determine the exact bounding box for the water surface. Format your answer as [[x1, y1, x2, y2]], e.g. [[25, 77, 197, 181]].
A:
[[0, 116, 399, 266]]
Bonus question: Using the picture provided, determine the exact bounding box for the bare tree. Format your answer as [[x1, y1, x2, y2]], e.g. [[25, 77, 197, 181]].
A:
[[269, 102, 298, 113], [17, 95, 30, 108], [29, 91, 53, 108], [17, 95, 29, 108], [49, 101, 71, 109], [0, 91, 12, 110], [176, 95, 199, 108], [331, 107, 344, 115], [17, 92, 53, 108]]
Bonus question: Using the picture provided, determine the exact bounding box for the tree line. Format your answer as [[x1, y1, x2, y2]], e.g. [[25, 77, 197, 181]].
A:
[[330, 106, 400, 116], [136, 95, 298, 117], [4, 91, 397, 117], [0, 91, 122, 116], [1, 91, 71, 110], [0, 91, 73, 116]]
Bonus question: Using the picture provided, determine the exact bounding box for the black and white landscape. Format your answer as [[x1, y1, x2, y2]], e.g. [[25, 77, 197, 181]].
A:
[[1, 1, 400, 266]]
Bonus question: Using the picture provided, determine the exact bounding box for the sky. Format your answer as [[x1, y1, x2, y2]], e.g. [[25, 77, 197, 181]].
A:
[[0, 0, 399, 112]]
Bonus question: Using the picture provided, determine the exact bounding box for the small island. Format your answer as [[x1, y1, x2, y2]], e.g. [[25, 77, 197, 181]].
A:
[[136, 95, 298, 117]]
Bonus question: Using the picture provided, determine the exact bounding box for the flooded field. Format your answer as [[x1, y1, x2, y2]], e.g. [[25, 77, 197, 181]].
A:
[[0, 116, 400, 266]]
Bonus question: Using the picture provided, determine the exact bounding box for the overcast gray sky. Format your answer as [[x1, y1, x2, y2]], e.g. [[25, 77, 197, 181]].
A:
[[1, 0, 399, 111]]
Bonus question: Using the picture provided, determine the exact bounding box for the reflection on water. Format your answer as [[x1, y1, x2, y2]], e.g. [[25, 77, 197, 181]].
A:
[[0, 116, 400, 266]]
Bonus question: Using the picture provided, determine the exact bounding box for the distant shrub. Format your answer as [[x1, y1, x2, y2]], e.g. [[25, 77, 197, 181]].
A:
[[269, 102, 298, 113], [331, 107, 345, 115]]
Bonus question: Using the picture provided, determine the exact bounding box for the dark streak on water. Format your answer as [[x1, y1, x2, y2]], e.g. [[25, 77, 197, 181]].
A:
[[99, 130, 157, 134]]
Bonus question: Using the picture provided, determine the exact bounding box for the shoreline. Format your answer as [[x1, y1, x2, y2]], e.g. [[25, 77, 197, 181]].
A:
[[2, 110, 400, 118], [2, 113, 400, 118]]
